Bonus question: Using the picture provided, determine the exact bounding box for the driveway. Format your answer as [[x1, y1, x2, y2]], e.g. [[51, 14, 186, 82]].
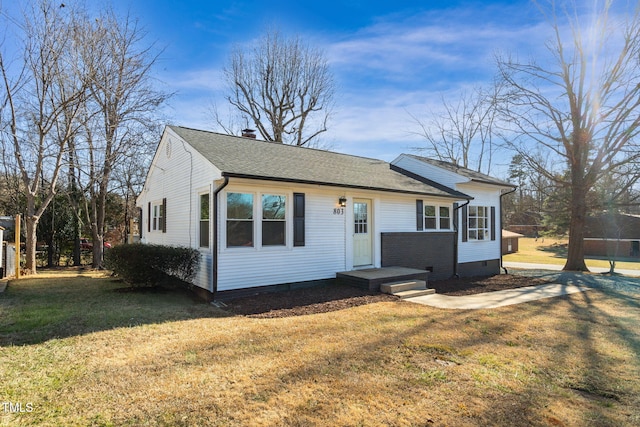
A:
[[407, 267, 640, 309]]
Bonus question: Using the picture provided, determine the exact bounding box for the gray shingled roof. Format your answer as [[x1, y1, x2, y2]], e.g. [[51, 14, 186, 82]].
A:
[[169, 126, 470, 199], [405, 155, 514, 187]]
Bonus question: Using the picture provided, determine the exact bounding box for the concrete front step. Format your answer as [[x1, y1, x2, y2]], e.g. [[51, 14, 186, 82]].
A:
[[380, 280, 435, 299], [394, 288, 436, 299], [380, 280, 427, 294]]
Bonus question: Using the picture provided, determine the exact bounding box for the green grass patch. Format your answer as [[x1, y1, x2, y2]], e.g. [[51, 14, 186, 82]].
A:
[[504, 237, 640, 270], [0, 270, 226, 346], [1, 270, 639, 426]]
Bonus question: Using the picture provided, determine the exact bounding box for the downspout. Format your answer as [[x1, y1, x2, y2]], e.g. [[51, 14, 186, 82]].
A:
[[211, 176, 229, 301], [499, 187, 517, 274], [453, 200, 470, 278]]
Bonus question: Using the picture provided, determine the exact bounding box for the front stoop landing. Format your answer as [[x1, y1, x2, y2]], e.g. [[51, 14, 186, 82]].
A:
[[336, 266, 431, 292], [380, 280, 435, 299]]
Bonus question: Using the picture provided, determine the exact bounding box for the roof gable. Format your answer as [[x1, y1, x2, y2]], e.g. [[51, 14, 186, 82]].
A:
[[403, 154, 514, 188], [168, 126, 470, 199]]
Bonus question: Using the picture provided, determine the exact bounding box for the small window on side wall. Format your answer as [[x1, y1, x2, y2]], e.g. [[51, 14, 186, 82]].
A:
[[199, 193, 210, 248], [152, 202, 164, 232]]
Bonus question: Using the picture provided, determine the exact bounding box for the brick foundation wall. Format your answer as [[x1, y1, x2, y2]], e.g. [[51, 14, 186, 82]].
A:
[[381, 232, 455, 280]]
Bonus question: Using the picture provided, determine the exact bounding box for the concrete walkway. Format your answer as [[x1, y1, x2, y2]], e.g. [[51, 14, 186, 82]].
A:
[[503, 261, 640, 277], [406, 283, 590, 309]]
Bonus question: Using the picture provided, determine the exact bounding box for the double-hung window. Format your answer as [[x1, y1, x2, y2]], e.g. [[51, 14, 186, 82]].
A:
[[262, 194, 286, 246], [439, 206, 451, 229], [226, 192, 290, 248], [199, 193, 210, 248], [422, 203, 451, 230], [152, 203, 163, 231], [468, 206, 489, 240], [227, 193, 254, 247], [424, 205, 437, 229]]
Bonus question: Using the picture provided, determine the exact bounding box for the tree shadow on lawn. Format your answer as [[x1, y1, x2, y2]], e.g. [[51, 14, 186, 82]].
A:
[[0, 273, 231, 347], [538, 241, 568, 258], [190, 285, 639, 426]]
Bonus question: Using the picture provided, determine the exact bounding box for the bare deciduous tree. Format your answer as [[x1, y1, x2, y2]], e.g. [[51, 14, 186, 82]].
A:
[[73, 8, 169, 267], [220, 30, 334, 147], [411, 85, 499, 174], [0, 1, 86, 274], [497, 0, 640, 271]]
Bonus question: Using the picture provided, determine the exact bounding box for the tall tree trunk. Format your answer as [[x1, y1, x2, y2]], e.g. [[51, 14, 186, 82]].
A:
[[24, 215, 38, 274], [564, 180, 589, 271], [91, 227, 103, 269]]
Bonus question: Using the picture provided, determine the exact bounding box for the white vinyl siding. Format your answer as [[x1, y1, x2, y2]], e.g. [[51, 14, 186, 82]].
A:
[[137, 128, 223, 291], [218, 189, 345, 291], [391, 155, 467, 189], [457, 186, 501, 264]]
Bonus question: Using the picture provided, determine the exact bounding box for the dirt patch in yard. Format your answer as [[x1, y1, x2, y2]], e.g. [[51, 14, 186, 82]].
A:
[[226, 273, 551, 318], [430, 273, 552, 296]]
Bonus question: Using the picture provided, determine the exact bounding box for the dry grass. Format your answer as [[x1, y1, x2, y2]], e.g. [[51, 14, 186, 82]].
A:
[[504, 237, 640, 271], [1, 271, 639, 426]]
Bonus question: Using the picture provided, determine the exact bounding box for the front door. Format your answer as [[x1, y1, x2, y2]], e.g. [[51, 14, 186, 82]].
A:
[[353, 199, 372, 266]]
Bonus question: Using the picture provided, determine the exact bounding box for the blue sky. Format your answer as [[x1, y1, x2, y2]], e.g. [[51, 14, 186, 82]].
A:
[[5, 0, 565, 175], [103, 0, 558, 174]]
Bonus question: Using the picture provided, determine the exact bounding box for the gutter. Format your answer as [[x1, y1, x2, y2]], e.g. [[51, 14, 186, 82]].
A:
[[222, 171, 471, 200], [499, 187, 517, 274], [453, 200, 471, 278], [211, 176, 230, 300]]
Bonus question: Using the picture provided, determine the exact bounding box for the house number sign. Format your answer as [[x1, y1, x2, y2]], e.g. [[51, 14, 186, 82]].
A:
[[333, 208, 345, 215]]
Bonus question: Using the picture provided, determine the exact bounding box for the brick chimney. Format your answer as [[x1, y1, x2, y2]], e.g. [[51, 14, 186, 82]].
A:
[[241, 129, 256, 139]]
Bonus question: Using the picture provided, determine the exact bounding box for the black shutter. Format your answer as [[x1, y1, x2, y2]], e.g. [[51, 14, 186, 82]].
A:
[[162, 198, 167, 233], [416, 200, 424, 231], [461, 204, 468, 242], [138, 207, 143, 238], [147, 202, 151, 233], [293, 193, 305, 247], [490, 206, 496, 241]]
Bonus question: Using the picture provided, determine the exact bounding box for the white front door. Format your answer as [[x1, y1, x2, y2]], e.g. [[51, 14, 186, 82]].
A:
[[353, 199, 372, 266]]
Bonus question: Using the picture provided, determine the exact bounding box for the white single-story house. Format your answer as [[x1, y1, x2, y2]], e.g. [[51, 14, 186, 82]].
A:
[[136, 126, 515, 299]]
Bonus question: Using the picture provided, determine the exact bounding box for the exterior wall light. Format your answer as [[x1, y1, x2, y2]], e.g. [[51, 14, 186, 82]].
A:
[[338, 196, 347, 207]]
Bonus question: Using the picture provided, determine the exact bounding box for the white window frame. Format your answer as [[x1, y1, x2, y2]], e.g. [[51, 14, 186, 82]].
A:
[[423, 203, 452, 231], [199, 192, 210, 248], [226, 192, 255, 248], [152, 202, 163, 232], [224, 190, 290, 250], [261, 193, 287, 247], [468, 205, 489, 241]]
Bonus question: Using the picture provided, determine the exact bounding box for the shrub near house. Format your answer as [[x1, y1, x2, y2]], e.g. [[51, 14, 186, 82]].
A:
[[105, 243, 200, 287]]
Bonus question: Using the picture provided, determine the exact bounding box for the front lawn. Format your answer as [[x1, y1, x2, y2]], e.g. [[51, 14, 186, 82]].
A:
[[1, 270, 639, 426]]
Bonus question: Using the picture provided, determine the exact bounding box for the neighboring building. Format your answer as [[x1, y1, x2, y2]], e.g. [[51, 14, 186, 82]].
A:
[[584, 213, 640, 258], [137, 126, 515, 299], [502, 230, 524, 254]]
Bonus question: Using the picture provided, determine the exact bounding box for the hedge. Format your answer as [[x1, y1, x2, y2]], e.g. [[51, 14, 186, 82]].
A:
[[105, 243, 201, 287]]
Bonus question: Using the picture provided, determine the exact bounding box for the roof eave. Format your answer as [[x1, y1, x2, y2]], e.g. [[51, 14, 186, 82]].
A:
[[221, 172, 472, 199]]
